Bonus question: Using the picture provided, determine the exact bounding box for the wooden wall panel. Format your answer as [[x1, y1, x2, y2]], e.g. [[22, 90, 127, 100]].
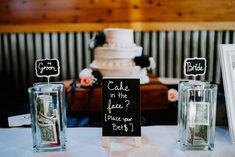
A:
[[0, 0, 235, 32]]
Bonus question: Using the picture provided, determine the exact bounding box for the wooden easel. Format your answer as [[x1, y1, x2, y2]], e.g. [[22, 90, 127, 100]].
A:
[[102, 136, 141, 148]]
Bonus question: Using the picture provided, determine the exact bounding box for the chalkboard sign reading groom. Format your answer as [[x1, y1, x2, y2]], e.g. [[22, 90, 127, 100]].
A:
[[102, 78, 141, 137], [35, 58, 60, 78]]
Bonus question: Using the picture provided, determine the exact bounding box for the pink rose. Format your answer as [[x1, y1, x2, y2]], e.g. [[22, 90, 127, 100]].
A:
[[80, 76, 93, 86], [168, 89, 178, 102]]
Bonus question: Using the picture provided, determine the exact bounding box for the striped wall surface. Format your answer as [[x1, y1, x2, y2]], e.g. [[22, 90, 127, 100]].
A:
[[0, 31, 235, 91]]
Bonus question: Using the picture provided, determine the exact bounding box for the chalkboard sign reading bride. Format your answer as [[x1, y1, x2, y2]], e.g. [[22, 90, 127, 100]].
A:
[[184, 58, 206, 76], [102, 78, 141, 137]]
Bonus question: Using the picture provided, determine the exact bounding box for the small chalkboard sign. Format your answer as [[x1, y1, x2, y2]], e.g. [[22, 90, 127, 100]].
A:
[[102, 78, 141, 137], [35, 58, 60, 78], [184, 58, 207, 76]]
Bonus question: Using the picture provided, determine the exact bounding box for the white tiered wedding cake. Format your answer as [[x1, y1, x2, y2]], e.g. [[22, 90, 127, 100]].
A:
[[90, 28, 149, 84]]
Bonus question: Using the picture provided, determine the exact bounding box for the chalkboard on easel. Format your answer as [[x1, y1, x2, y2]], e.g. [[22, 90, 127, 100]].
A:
[[102, 78, 141, 136]]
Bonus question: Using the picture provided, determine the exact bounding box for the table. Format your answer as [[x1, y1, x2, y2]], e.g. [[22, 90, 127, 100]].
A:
[[0, 126, 234, 157]]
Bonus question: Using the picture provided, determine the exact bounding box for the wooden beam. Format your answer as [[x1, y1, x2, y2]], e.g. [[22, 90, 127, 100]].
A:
[[0, 0, 235, 25], [0, 22, 234, 33], [0, 0, 234, 32]]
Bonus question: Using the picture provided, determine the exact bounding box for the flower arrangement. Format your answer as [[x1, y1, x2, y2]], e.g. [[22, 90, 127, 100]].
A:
[[89, 32, 106, 49], [67, 68, 102, 93], [79, 68, 102, 88], [79, 68, 95, 87], [134, 55, 156, 71]]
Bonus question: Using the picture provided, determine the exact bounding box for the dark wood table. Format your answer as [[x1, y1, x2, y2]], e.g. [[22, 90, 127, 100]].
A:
[[65, 76, 168, 112]]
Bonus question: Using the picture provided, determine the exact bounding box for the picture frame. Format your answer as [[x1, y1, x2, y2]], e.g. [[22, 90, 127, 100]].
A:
[[219, 44, 235, 143]]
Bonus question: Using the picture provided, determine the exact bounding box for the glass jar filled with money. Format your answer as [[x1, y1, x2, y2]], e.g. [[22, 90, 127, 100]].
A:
[[28, 83, 66, 152], [178, 81, 217, 150]]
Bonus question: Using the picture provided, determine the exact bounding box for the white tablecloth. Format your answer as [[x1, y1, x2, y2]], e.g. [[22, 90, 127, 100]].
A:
[[0, 126, 234, 157]]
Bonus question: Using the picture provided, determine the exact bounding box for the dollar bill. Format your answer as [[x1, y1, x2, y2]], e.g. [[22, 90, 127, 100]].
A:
[[38, 123, 58, 144], [36, 95, 58, 144]]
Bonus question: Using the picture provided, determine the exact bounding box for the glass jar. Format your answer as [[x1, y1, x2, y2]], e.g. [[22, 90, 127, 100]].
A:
[[28, 83, 66, 152], [178, 81, 217, 150]]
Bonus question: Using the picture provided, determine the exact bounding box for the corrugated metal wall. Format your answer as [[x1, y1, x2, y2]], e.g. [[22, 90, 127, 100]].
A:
[[0, 31, 234, 91]]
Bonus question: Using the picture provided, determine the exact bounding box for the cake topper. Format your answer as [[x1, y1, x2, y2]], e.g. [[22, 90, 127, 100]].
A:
[[184, 57, 207, 77], [35, 58, 60, 83]]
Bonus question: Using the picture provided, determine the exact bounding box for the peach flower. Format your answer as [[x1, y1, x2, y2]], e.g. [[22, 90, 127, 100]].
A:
[[80, 76, 93, 86], [168, 88, 178, 102]]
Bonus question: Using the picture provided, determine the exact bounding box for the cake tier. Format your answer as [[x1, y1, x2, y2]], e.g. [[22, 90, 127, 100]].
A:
[[90, 59, 135, 69], [104, 28, 134, 45], [102, 43, 137, 48], [90, 28, 149, 84], [94, 46, 142, 59], [90, 64, 149, 84]]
